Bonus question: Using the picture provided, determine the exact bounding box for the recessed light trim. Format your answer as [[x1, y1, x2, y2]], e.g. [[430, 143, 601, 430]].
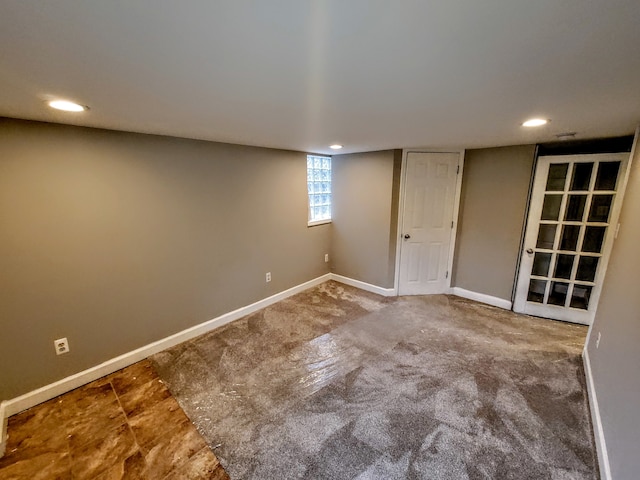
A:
[[522, 118, 548, 127], [48, 100, 87, 112], [329, 144, 343, 150]]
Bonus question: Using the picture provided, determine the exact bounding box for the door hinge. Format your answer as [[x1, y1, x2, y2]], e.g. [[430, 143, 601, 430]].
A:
[[445, 271, 449, 279], [451, 221, 454, 229], [456, 165, 460, 174]]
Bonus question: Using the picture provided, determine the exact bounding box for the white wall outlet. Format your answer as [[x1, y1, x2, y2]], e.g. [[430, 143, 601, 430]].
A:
[[266, 272, 271, 283], [55, 337, 70, 355], [596, 331, 601, 348], [325, 253, 329, 263]]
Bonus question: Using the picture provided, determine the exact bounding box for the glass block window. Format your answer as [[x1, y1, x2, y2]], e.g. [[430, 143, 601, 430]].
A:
[[307, 155, 331, 224]]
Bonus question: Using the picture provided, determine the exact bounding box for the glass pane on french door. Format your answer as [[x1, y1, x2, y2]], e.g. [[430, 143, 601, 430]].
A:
[[514, 153, 629, 325]]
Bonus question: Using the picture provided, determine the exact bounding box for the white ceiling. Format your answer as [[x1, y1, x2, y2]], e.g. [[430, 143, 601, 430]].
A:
[[0, 1, 639, 155]]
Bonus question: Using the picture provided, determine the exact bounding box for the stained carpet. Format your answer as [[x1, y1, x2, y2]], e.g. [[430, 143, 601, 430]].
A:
[[151, 281, 597, 479]]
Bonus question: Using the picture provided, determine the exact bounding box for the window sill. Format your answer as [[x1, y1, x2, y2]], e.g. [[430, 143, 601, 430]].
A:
[[308, 219, 332, 227]]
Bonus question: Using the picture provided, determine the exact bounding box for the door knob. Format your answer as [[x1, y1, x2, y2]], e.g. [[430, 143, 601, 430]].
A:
[[526, 248, 534, 254], [404, 234, 411, 239]]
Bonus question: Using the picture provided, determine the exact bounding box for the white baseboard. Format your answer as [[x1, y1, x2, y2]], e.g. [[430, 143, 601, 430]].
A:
[[0, 273, 332, 449], [0, 401, 7, 458], [583, 348, 611, 480], [450, 287, 512, 310], [329, 273, 396, 297]]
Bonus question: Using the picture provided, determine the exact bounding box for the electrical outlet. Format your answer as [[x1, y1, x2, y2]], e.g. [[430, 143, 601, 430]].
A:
[[325, 253, 329, 263], [266, 272, 271, 283], [596, 332, 601, 348], [55, 337, 70, 355]]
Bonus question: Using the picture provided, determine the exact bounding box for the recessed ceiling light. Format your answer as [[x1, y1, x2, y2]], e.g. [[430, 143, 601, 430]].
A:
[[329, 144, 343, 150], [48, 100, 87, 112], [522, 118, 548, 127]]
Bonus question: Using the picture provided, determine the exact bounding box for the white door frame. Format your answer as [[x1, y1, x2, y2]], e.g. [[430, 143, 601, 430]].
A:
[[393, 148, 465, 295], [513, 152, 631, 325]]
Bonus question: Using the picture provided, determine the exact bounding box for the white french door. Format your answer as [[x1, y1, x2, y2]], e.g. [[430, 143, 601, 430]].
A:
[[398, 152, 460, 295], [513, 153, 629, 325]]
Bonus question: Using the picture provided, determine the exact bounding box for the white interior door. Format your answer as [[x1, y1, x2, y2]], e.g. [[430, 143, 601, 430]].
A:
[[398, 152, 459, 295], [513, 153, 629, 325]]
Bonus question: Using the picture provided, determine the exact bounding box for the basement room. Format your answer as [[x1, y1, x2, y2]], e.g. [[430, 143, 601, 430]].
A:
[[1, 1, 639, 479]]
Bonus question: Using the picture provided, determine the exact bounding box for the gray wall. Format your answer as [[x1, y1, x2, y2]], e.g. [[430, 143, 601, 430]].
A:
[[0, 118, 330, 400], [585, 131, 640, 479], [331, 150, 402, 288], [452, 145, 536, 301]]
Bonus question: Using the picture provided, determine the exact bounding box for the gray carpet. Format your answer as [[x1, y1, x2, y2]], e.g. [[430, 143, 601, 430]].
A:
[[151, 281, 597, 479]]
